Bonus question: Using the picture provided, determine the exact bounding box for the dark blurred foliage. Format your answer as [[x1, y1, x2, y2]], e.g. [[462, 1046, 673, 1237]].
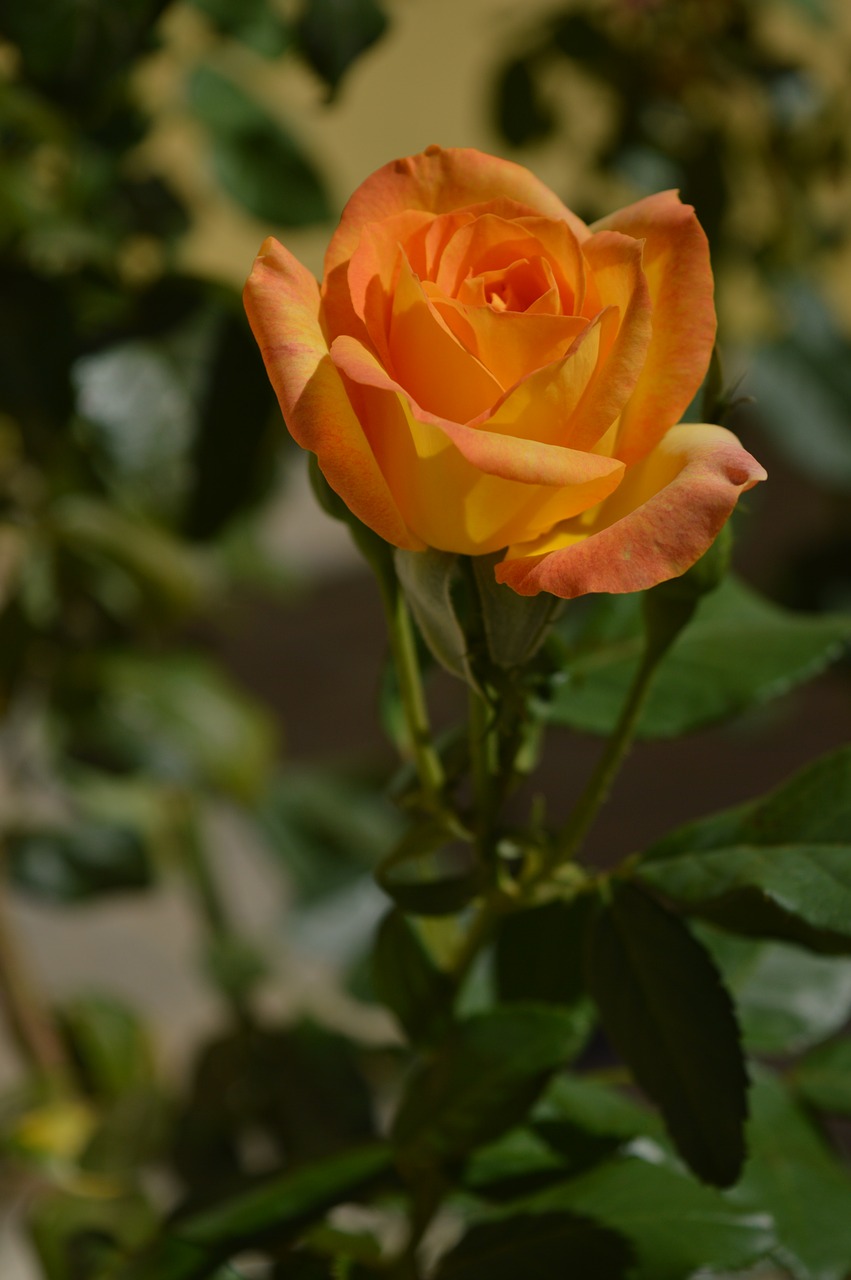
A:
[[0, 1, 393, 1275], [491, 0, 851, 610]]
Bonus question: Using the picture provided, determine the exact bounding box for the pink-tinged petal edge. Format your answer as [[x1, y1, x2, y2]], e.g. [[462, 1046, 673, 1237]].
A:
[[495, 424, 766, 598], [243, 237, 422, 550], [324, 146, 590, 281], [592, 191, 717, 465]]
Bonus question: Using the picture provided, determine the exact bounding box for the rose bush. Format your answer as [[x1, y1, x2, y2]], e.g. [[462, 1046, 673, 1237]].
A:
[[244, 146, 765, 597]]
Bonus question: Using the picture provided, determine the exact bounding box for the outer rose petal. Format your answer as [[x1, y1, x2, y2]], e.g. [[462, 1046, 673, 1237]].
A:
[[325, 146, 590, 281], [592, 191, 716, 464], [495, 424, 766, 598], [330, 335, 624, 554], [243, 238, 422, 550]]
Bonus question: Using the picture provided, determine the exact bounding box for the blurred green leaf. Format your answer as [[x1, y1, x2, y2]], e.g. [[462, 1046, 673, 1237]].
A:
[[546, 577, 851, 738], [434, 1211, 633, 1280], [392, 1005, 582, 1170], [29, 1186, 157, 1280], [526, 1156, 776, 1280], [585, 881, 747, 1187], [735, 1072, 851, 1280], [371, 909, 454, 1044], [258, 768, 403, 904], [749, 279, 851, 492], [71, 652, 276, 801], [494, 896, 590, 1010], [174, 1022, 376, 1197], [7, 819, 152, 902], [462, 1126, 572, 1200], [646, 744, 851, 857], [189, 0, 290, 57], [0, 267, 75, 436], [639, 749, 851, 953], [0, 0, 171, 112], [189, 66, 330, 226], [60, 995, 154, 1102], [494, 57, 555, 148], [696, 926, 851, 1056], [183, 307, 280, 539], [639, 843, 851, 954], [375, 820, 484, 917], [53, 497, 212, 615], [792, 1037, 851, 1114], [296, 0, 388, 96], [533, 1073, 664, 1147], [117, 1145, 391, 1280]]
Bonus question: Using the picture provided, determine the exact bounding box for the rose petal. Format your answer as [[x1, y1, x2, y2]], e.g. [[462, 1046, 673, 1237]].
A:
[[431, 296, 589, 388], [495, 423, 767, 598], [388, 253, 503, 420], [592, 191, 716, 464], [566, 230, 653, 452], [244, 237, 421, 549], [323, 208, 433, 354], [325, 146, 590, 282], [330, 334, 625, 554]]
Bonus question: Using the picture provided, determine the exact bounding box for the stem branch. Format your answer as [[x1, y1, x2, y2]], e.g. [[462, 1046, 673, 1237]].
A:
[[383, 587, 445, 809], [549, 648, 660, 871]]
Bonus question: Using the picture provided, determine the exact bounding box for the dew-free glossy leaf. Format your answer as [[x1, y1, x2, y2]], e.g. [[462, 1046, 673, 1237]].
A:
[[547, 577, 851, 738], [736, 1072, 851, 1280], [392, 1006, 580, 1169], [695, 925, 851, 1055], [529, 1157, 775, 1280], [639, 844, 851, 953], [585, 882, 747, 1186]]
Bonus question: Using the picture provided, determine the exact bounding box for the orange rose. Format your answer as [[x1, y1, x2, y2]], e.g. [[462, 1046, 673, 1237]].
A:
[[244, 146, 765, 597]]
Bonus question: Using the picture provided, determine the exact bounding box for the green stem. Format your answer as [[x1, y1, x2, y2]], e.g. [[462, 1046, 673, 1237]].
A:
[[548, 647, 660, 872], [383, 586, 445, 810], [468, 684, 497, 845], [0, 866, 72, 1095]]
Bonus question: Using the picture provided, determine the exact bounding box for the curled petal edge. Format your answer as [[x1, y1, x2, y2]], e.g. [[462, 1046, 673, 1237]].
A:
[[495, 424, 767, 599], [243, 237, 421, 550]]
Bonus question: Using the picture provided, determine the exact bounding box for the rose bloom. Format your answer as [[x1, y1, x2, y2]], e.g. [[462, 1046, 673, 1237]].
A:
[[244, 146, 765, 597]]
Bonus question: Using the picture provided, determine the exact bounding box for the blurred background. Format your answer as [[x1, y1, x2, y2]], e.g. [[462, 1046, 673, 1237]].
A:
[[1, 0, 850, 1274]]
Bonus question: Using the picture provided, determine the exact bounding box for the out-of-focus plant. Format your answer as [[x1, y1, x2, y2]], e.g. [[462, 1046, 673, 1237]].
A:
[[0, 1, 392, 1274], [490, 0, 851, 607]]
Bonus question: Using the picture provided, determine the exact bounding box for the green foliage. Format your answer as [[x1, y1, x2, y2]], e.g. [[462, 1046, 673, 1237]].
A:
[[372, 909, 455, 1044], [295, 0, 389, 96], [639, 746, 851, 952], [189, 66, 331, 226], [585, 881, 748, 1187], [547, 576, 851, 737], [115, 1145, 391, 1280], [735, 1072, 851, 1280], [392, 1006, 586, 1172], [7, 819, 152, 902], [434, 1211, 633, 1279], [698, 927, 851, 1055], [527, 1156, 777, 1280], [375, 820, 484, 917]]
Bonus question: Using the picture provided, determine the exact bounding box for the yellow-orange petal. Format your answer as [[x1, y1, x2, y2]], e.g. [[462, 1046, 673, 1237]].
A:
[[592, 191, 716, 465], [431, 296, 589, 388], [388, 253, 503, 420], [495, 423, 766, 598], [568, 230, 653, 452], [325, 146, 590, 282], [330, 334, 625, 554], [243, 237, 421, 550]]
